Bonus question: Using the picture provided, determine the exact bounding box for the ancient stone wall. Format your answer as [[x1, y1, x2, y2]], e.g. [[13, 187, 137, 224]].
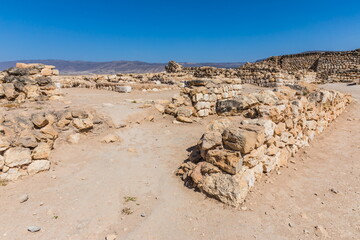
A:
[[0, 108, 108, 181], [176, 84, 352, 207], [0, 63, 61, 103], [258, 49, 360, 82], [165, 79, 242, 122], [165, 49, 360, 85], [51, 73, 181, 92]]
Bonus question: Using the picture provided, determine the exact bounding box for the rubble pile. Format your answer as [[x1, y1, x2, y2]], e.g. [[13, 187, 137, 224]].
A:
[[0, 63, 61, 103], [176, 84, 352, 207], [0, 108, 109, 181]]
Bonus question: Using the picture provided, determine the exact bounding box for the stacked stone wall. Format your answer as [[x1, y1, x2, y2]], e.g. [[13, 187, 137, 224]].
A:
[[165, 80, 242, 122], [165, 49, 360, 85], [176, 84, 352, 207], [0, 63, 61, 103]]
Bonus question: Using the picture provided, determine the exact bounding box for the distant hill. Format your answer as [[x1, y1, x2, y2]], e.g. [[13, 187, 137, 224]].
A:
[[0, 60, 245, 74]]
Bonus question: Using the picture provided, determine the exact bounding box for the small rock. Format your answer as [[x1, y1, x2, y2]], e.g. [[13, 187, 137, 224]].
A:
[[105, 234, 117, 240], [101, 134, 122, 143], [19, 194, 29, 203], [330, 188, 339, 194], [27, 160, 50, 175], [27, 226, 41, 232], [241, 206, 247, 211], [176, 115, 193, 123], [154, 104, 165, 113], [115, 123, 127, 129]]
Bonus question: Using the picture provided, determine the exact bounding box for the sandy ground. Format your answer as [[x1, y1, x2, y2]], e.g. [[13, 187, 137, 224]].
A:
[[0, 84, 359, 240]]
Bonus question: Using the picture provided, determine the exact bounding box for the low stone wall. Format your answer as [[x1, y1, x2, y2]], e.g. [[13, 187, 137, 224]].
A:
[[165, 79, 242, 121], [176, 84, 352, 207], [0, 64, 61, 103], [51, 74, 180, 92], [0, 108, 108, 181]]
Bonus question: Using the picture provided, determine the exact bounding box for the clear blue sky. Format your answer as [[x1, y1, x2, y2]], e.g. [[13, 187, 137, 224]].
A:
[[0, 0, 359, 62]]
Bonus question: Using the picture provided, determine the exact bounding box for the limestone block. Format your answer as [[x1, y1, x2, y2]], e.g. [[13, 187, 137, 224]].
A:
[[4, 147, 32, 168]]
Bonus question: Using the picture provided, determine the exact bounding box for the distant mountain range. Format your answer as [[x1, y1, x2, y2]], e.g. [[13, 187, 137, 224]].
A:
[[0, 60, 245, 74]]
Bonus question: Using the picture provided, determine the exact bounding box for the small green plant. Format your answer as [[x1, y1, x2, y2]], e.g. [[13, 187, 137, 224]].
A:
[[121, 207, 133, 215], [53, 215, 59, 219], [124, 196, 137, 202]]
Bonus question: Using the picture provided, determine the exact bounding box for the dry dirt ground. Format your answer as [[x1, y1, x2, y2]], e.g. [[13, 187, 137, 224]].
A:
[[0, 83, 359, 240]]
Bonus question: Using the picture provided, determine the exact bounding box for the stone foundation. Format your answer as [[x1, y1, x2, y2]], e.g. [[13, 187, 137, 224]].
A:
[[176, 84, 352, 207]]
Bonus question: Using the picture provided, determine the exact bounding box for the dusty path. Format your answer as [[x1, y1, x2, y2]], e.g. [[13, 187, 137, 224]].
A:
[[0, 84, 359, 240]]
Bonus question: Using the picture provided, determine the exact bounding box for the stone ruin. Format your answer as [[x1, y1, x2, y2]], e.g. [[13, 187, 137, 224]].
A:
[[165, 79, 242, 122], [0, 63, 61, 104], [176, 83, 352, 207], [165, 48, 360, 86], [0, 108, 110, 181], [0, 64, 112, 182]]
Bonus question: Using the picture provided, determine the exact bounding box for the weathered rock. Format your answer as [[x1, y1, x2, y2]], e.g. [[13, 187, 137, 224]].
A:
[[165, 61, 183, 73], [19, 194, 29, 203], [0, 168, 27, 181], [2, 83, 17, 100], [176, 115, 193, 123], [27, 226, 41, 233], [222, 125, 265, 154], [175, 106, 193, 117], [32, 113, 49, 128], [199, 131, 223, 153], [4, 147, 32, 167], [40, 125, 58, 139], [0, 155, 4, 170], [73, 118, 93, 131], [31, 142, 51, 160], [116, 86, 132, 93], [154, 104, 165, 113], [18, 130, 38, 148], [188, 161, 221, 184], [199, 172, 250, 207], [101, 133, 122, 143], [205, 149, 242, 175], [0, 137, 10, 151], [27, 160, 50, 175]]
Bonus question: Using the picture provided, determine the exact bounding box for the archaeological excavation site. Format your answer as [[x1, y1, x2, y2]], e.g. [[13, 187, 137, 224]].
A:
[[1, 49, 360, 239]]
